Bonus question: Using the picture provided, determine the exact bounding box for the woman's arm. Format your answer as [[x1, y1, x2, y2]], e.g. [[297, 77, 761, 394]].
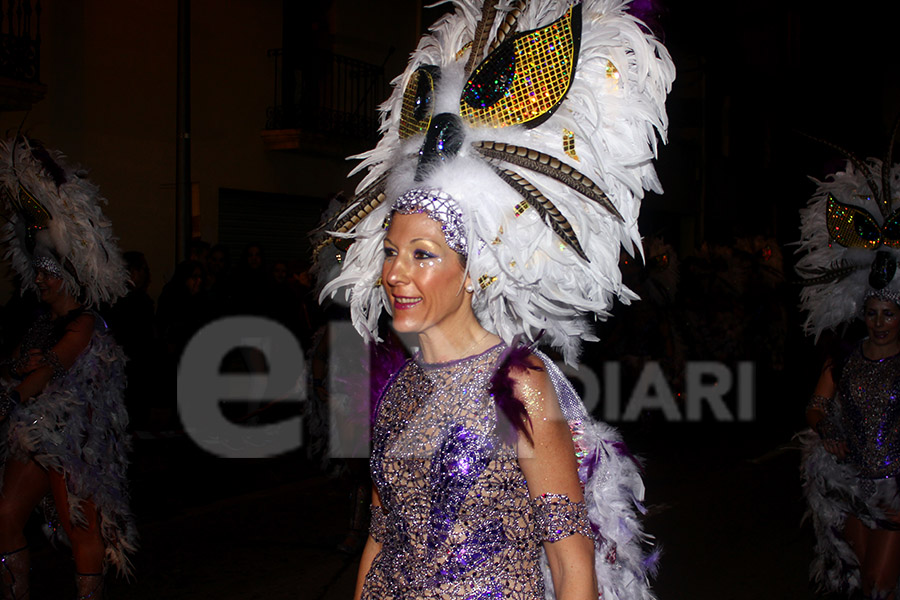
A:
[[514, 357, 596, 600], [13, 312, 94, 403], [806, 361, 847, 458], [353, 486, 384, 600]]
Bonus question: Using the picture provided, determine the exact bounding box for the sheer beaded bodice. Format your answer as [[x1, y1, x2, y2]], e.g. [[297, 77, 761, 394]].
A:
[[839, 346, 900, 479], [365, 344, 546, 600]]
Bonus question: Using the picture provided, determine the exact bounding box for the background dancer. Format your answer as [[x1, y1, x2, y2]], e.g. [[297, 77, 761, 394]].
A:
[[0, 137, 136, 600], [795, 129, 900, 599]]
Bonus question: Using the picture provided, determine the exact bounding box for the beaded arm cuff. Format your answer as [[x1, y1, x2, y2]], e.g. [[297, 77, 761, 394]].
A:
[[369, 504, 388, 543], [807, 394, 842, 441], [0, 390, 19, 420], [43, 350, 67, 381], [807, 394, 832, 413], [533, 493, 593, 542]]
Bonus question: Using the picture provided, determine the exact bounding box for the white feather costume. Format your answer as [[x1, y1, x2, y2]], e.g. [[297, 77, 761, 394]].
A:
[[0, 137, 135, 576], [317, 1, 673, 599]]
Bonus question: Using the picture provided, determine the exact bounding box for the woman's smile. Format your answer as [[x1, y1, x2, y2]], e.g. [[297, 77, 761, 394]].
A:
[[393, 295, 422, 310]]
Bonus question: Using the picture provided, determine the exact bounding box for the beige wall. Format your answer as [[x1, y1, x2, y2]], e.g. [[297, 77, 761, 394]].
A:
[[0, 0, 420, 304]]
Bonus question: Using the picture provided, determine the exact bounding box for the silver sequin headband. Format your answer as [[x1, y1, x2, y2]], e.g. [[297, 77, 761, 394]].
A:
[[384, 188, 468, 256], [33, 256, 64, 279], [865, 287, 900, 308]]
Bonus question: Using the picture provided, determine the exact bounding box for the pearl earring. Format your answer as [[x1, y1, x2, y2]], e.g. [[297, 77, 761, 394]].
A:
[[465, 284, 474, 293]]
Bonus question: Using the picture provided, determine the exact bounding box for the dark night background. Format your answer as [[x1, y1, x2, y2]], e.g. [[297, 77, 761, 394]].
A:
[[2, 1, 900, 598]]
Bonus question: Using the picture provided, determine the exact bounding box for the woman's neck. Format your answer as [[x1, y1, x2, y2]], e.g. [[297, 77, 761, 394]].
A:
[[862, 338, 900, 361], [417, 325, 501, 364], [49, 297, 83, 320]]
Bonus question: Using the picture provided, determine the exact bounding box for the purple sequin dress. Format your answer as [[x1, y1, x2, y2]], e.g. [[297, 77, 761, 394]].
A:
[[801, 344, 900, 595], [362, 344, 590, 600], [838, 347, 900, 480]]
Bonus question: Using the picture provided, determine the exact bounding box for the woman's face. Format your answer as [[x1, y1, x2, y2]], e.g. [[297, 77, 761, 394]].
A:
[[34, 268, 66, 304], [864, 297, 900, 347], [381, 212, 472, 336]]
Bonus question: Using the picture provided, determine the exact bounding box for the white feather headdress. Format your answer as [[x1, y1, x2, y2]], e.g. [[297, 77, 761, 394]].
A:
[[795, 134, 900, 337], [0, 137, 128, 307], [318, 0, 675, 363]]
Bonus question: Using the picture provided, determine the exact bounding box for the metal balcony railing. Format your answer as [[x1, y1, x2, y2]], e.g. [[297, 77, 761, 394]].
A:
[[266, 48, 388, 143], [0, 0, 41, 83]]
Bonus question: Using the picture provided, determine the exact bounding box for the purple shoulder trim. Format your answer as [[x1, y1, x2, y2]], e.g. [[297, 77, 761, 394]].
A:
[[370, 334, 410, 426], [488, 339, 538, 445]]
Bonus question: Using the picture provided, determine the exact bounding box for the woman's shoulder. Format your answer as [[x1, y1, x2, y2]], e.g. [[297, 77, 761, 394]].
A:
[[495, 344, 548, 383], [61, 309, 96, 333], [488, 344, 557, 442]]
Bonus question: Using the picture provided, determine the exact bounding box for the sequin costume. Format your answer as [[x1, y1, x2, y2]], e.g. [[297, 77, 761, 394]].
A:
[[838, 348, 900, 479], [364, 343, 655, 600], [801, 344, 900, 595], [313, 1, 669, 597], [0, 310, 137, 576]]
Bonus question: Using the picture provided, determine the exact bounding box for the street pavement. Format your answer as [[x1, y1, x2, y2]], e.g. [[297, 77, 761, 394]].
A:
[[22, 412, 826, 599]]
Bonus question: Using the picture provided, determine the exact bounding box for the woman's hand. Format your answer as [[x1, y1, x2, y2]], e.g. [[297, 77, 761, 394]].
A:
[[14, 313, 94, 404], [821, 438, 848, 459], [17, 349, 47, 375]]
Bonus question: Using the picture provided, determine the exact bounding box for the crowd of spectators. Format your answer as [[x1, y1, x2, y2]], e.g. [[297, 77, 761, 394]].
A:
[[0, 233, 809, 435], [0, 239, 323, 433]]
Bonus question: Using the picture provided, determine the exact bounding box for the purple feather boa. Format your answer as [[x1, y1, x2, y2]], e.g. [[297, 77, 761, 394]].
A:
[[488, 342, 537, 445], [626, 0, 667, 41]]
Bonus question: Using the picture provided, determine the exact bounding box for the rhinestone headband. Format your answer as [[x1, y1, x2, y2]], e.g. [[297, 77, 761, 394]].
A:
[[33, 256, 64, 279], [865, 287, 900, 308], [385, 188, 468, 255]]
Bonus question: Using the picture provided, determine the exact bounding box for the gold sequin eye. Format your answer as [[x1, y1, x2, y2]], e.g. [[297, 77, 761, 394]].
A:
[[460, 4, 581, 129], [826, 194, 882, 249], [399, 65, 439, 139]]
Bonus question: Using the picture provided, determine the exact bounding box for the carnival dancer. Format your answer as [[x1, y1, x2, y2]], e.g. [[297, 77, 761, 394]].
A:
[[795, 130, 900, 599], [315, 0, 675, 598], [0, 137, 136, 599]]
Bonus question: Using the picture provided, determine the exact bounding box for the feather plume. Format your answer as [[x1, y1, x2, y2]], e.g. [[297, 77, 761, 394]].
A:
[[794, 155, 900, 337], [320, 0, 674, 364], [487, 0, 527, 54], [465, 0, 500, 75], [474, 140, 624, 220], [488, 163, 589, 260], [0, 137, 128, 307]]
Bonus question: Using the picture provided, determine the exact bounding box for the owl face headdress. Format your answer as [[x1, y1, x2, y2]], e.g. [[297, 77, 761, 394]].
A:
[[0, 137, 128, 307], [795, 132, 900, 337], [317, 0, 675, 363]]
